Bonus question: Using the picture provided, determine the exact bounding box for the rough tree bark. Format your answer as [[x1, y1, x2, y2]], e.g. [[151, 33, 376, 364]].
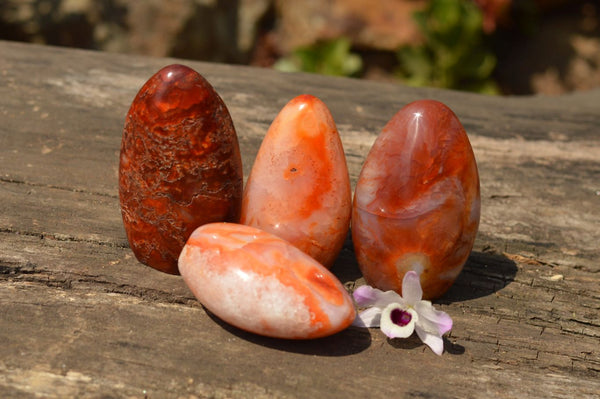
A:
[[0, 40, 598, 398]]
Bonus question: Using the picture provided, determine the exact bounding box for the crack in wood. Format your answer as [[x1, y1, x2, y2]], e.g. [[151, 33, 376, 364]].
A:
[[0, 227, 128, 248], [2, 267, 196, 307], [0, 176, 118, 198]]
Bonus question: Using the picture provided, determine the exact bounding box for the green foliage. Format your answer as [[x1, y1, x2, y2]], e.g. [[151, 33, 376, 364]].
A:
[[274, 37, 363, 77], [396, 0, 499, 94]]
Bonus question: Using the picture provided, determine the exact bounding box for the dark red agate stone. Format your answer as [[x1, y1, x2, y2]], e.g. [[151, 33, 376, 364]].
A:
[[119, 64, 243, 274]]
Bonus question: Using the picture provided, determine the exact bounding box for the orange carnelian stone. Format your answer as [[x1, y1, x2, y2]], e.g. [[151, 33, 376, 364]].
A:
[[119, 64, 243, 274], [178, 223, 356, 339], [352, 100, 480, 300], [241, 95, 352, 268]]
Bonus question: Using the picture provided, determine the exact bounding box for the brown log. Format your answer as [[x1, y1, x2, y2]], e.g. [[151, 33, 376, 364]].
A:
[[0, 40, 598, 398]]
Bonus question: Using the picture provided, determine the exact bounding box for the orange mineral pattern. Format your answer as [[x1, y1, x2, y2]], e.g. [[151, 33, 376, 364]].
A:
[[178, 223, 356, 339], [352, 100, 480, 300], [241, 95, 352, 268]]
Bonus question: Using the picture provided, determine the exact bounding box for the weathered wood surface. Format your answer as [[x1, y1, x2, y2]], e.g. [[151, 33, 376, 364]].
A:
[[0, 40, 599, 398]]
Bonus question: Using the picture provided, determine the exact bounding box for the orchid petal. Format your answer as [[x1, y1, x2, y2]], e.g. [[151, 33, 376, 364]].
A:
[[380, 304, 417, 339], [353, 285, 404, 308], [401, 271, 423, 305], [415, 300, 453, 335], [415, 325, 445, 355], [352, 307, 383, 328], [352, 285, 379, 306]]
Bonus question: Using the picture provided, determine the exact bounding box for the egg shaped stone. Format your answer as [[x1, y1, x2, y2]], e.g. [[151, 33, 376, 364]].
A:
[[178, 223, 356, 339], [241, 94, 351, 268], [352, 100, 480, 300], [119, 64, 243, 275]]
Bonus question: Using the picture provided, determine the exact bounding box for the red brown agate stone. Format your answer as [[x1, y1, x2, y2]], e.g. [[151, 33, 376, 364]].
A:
[[352, 100, 480, 300], [119, 64, 243, 274]]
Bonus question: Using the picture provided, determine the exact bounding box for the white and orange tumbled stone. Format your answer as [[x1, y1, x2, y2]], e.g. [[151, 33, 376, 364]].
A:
[[178, 223, 356, 339], [240, 94, 352, 268]]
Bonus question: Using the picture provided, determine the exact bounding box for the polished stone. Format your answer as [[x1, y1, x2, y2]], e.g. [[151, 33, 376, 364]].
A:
[[241, 94, 351, 268], [352, 100, 480, 300], [119, 64, 243, 274], [178, 223, 356, 339]]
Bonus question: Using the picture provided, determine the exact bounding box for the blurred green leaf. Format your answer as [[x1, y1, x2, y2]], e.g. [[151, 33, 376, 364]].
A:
[[274, 37, 363, 77], [396, 0, 498, 94]]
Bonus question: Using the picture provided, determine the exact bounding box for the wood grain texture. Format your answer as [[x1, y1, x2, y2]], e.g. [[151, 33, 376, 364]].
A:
[[0, 40, 599, 398]]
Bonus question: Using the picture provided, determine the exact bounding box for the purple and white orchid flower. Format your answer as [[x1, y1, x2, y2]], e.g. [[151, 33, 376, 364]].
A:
[[352, 271, 453, 355]]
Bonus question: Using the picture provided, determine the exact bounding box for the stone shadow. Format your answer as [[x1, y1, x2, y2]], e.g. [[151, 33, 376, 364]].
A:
[[330, 234, 364, 285], [207, 310, 372, 357], [438, 249, 518, 304], [330, 233, 518, 304], [386, 334, 465, 355]]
